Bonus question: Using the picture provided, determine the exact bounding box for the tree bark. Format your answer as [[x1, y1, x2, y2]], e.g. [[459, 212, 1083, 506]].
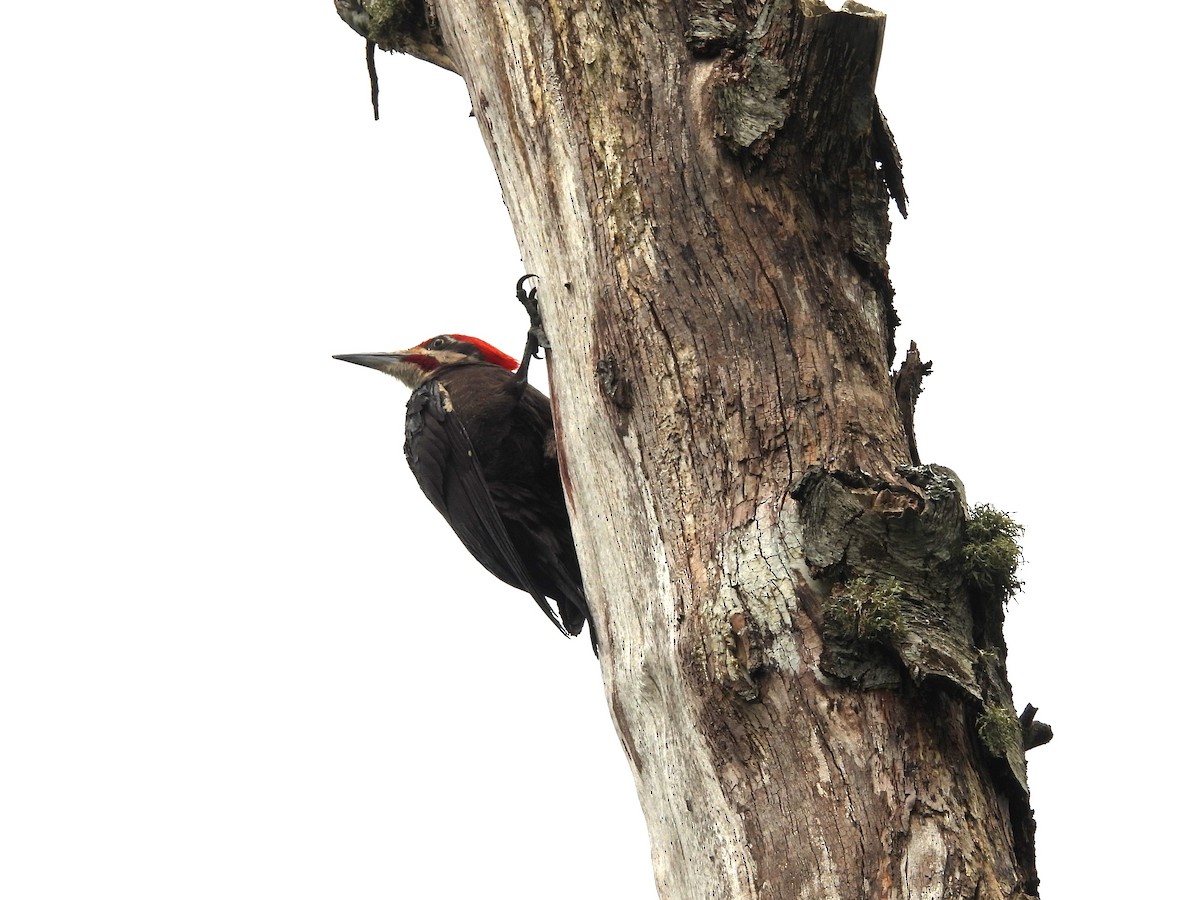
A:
[[334, 1, 1040, 897]]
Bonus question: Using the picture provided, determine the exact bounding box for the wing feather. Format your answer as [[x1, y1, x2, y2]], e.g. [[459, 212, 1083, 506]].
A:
[[404, 380, 569, 634]]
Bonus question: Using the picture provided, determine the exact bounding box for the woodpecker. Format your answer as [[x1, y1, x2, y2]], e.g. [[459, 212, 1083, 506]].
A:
[[335, 334, 595, 649]]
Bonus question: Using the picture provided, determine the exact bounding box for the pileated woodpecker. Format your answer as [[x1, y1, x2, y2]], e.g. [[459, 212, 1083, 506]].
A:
[[335, 334, 595, 649]]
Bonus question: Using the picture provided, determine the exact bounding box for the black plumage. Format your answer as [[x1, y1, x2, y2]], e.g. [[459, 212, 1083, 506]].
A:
[[335, 335, 593, 647]]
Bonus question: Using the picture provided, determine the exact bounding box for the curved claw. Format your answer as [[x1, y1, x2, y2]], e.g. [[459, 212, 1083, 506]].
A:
[[515, 273, 548, 351], [513, 274, 550, 390], [516, 274, 540, 298]]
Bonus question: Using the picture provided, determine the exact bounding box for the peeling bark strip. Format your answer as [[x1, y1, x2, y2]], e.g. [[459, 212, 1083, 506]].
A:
[[331, 1, 1042, 897], [892, 340, 931, 464]]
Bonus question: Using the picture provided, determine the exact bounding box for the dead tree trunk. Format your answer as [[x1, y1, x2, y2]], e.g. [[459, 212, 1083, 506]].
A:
[[334, 1, 1041, 897]]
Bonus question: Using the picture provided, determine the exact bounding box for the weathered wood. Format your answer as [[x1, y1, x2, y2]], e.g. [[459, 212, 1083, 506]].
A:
[[892, 340, 930, 464], [334, 1, 1041, 897]]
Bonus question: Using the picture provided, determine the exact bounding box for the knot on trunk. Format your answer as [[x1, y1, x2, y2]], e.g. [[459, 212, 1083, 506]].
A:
[[790, 465, 1034, 794]]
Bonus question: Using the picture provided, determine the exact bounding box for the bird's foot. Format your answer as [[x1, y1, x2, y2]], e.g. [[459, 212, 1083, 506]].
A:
[[515, 275, 549, 386], [516, 274, 550, 353]]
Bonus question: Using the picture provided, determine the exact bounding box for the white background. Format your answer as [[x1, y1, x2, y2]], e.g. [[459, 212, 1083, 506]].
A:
[[2, 1, 1195, 897]]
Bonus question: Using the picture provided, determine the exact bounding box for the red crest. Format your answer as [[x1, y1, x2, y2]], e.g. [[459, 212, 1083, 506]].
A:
[[446, 335, 519, 371]]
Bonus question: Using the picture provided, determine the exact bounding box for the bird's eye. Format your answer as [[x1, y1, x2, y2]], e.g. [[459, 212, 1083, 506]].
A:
[[430, 337, 446, 349]]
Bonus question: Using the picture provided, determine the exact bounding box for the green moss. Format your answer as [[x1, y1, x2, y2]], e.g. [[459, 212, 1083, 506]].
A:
[[823, 576, 907, 643], [366, 0, 402, 23], [363, 0, 412, 45], [962, 504, 1024, 601], [977, 703, 1021, 758]]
